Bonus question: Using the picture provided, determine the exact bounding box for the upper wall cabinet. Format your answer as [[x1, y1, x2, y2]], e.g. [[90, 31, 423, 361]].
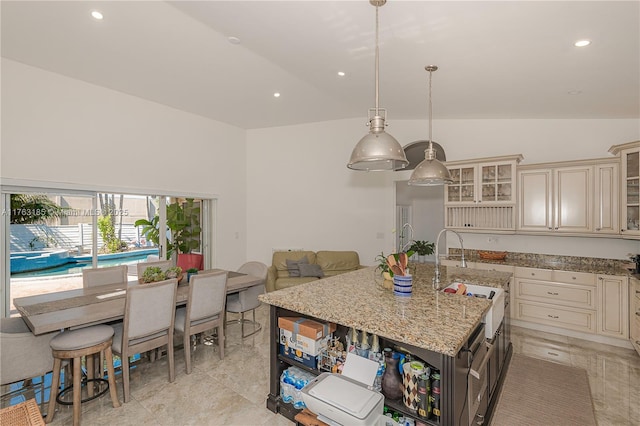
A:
[[610, 141, 640, 239], [444, 155, 523, 232], [517, 159, 619, 236]]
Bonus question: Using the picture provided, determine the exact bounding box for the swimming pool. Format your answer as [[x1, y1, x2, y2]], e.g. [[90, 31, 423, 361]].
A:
[[11, 248, 159, 277]]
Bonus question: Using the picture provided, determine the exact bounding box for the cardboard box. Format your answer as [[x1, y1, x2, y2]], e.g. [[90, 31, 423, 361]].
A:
[[278, 317, 337, 340], [279, 344, 321, 369], [279, 328, 330, 356]]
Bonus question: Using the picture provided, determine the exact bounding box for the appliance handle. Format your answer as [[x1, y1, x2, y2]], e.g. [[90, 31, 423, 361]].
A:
[[470, 341, 495, 380]]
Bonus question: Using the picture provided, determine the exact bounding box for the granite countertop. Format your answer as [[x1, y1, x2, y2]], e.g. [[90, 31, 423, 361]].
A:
[[259, 263, 511, 357], [446, 249, 635, 276]]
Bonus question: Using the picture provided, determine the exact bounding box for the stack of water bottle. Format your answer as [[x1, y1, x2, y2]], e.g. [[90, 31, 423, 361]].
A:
[[280, 366, 314, 409]]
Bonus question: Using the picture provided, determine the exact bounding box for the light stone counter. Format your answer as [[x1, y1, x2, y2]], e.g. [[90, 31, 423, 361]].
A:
[[259, 263, 511, 357]]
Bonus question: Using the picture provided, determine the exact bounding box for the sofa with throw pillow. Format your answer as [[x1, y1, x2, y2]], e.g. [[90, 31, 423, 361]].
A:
[[266, 250, 361, 292]]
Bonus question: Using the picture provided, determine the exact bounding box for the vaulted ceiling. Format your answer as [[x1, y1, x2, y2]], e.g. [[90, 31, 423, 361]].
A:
[[2, 1, 638, 129]]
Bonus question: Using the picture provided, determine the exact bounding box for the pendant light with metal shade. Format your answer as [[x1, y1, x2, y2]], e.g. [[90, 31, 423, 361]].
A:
[[408, 65, 454, 186], [347, 0, 408, 172]]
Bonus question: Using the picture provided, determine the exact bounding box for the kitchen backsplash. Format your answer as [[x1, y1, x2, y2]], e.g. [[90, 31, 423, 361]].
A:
[[447, 248, 635, 276]]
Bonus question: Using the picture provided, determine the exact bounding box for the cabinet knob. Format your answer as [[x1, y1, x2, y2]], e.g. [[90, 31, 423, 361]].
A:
[[531, 273, 535, 276], [572, 277, 576, 280], [548, 227, 553, 230], [595, 228, 601, 231], [554, 227, 559, 230]]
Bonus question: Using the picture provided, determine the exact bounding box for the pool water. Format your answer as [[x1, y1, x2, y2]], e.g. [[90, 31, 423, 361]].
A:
[[11, 251, 158, 278]]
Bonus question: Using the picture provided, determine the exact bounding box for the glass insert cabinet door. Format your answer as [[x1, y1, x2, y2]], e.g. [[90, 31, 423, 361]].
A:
[[447, 163, 514, 204], [447, 166, 476, 202], [625, 150, 639, 232], [481, 164, 513, 202]]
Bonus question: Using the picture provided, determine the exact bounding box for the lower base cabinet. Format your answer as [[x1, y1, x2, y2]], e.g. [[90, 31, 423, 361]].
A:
[[513, 267, 629, 340], [630, 277, 640, 356]]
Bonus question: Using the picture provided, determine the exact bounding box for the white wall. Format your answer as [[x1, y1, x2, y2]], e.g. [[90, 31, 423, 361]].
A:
[[247, 117, 640, 265], [1, 59, 248, 270]]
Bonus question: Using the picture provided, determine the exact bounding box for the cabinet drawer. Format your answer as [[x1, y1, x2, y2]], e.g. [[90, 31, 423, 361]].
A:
[[471, 262, 515, 274], [514, 300, 596, 333], [515, 279, 596, 309], [515, 266, 553, 281], [551, 270, 595, 286]]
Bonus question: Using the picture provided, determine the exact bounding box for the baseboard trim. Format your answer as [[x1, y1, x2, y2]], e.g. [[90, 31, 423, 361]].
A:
[[511, 319, 633, 349]]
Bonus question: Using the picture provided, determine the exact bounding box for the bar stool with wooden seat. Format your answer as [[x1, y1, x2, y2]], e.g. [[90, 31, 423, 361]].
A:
[[46, 325, 120, 426]]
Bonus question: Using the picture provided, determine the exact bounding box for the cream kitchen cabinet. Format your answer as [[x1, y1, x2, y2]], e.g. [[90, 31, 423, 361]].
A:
[[513, 266, 629, 340], [609, 141, 640, 238], [593, 162, 620, 234], [513, 267, 597, 333], [518, 164, 592, 233], [518, 159, 619, 236], [630, 276, 640, 356], [444, 155, 523, 231], [597, 274, 629, 339]]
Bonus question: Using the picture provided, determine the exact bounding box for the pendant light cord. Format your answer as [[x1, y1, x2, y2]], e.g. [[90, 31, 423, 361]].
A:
[[428, 68, 433, 146], [374, 4, 380, 115]]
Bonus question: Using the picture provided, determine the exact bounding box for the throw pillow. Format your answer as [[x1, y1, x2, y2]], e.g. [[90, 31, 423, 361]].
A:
[[286, 256, 309, 277], [299, 263, 324, 278]]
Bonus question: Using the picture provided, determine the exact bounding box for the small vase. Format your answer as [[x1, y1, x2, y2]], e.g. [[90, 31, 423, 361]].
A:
[[381, 351, 403, 400]]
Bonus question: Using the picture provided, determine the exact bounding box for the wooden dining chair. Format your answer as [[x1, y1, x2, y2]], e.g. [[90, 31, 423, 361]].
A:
[[82, 265, 128, 288], [111, 279, 177, 403], [174, 271, 227, 374]]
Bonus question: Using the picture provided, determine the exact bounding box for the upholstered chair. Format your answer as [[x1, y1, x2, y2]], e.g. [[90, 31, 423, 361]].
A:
[[174, 271, 227, 374], [0, 317, 56, 412], [226, 261, 268, 338], [82, 265, 128, 288], [111, 279, 177, 402]]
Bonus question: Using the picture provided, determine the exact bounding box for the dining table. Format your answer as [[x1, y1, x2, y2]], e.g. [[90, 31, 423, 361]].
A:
[[13, 269, 264, 335]]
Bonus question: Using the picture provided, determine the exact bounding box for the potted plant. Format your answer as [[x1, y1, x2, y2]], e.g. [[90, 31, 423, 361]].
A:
[[186, 267, 199, 283], [134, 198, 203, 270], [409, 240, 435, 263], [167, 198, 203, 271], [139, 265, 183, 284]]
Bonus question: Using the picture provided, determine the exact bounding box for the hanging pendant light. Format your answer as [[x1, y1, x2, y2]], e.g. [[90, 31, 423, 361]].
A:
[[408, 65, 453, 186], [347, 0, 408, 172]]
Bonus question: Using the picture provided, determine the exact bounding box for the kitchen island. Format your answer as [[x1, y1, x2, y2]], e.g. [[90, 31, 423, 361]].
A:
[[259, 263, 513, 425]]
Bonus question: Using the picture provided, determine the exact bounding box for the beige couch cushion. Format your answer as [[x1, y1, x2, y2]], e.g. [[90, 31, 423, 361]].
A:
[[275, 276, 319, 289], [272, 251, 317, 279], [316, 251, 360, 277]]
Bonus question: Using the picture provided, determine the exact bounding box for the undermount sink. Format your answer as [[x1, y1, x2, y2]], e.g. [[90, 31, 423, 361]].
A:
[[443, 283, 504, 339]]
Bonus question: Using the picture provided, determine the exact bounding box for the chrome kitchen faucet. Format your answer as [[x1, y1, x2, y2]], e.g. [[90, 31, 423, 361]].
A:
[[433, 229, 467, 290]]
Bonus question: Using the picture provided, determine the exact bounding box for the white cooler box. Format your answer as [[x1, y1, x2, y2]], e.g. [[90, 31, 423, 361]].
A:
[[301, 372, 384, 426]]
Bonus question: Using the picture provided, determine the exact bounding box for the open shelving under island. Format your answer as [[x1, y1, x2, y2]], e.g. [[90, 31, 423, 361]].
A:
[[259, 263, 513, 426]]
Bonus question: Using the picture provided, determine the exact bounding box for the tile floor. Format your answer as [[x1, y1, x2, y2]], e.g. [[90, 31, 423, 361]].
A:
[[3, 305, 639, 425]]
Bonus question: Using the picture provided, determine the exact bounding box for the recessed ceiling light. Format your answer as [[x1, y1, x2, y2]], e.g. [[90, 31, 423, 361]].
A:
[[227, 36, 241, 45], [273, 93, 281, 98], [337, 71, 346, 77], [568, 90, 582, 95], [91, 10, 103, 20], [574, 40, 591, 47]]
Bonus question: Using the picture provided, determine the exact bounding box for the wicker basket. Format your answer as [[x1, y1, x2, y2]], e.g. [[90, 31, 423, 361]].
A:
[[477, 250, 508, 260]]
